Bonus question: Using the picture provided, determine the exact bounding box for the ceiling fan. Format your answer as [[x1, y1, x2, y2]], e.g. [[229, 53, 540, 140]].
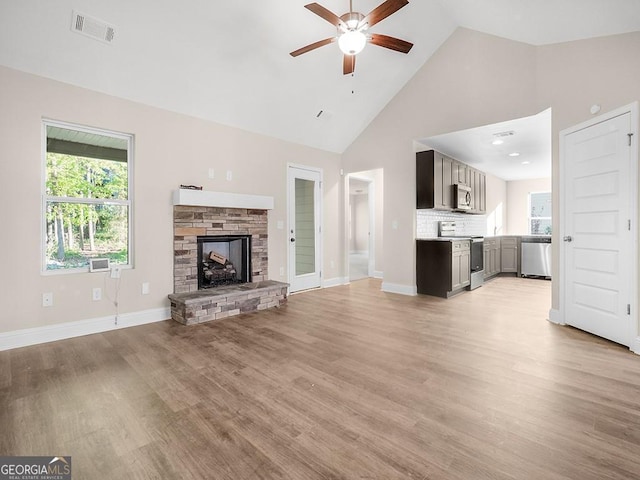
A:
[[290, 0, 413, 75]]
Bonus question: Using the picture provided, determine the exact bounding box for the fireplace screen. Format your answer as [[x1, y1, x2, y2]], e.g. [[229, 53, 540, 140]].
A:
[[197, 235, 251, 289]]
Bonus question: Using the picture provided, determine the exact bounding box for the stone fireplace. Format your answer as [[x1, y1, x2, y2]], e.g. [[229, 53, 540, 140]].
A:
[[168, 190, 287, 325], [172, 205, 267, 293]]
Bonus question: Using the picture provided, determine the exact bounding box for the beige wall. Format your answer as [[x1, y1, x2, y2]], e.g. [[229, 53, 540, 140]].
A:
[[342, 28, 538, 291], [535, 32, 640, 310], [485, 173, 508, 236], [343, 27, 640, 308], [506, 177, 552, 235], [351, 194, 369, 253], [0, 66, 342, 334]]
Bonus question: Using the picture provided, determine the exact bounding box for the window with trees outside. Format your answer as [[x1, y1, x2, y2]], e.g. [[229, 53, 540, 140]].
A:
[[43, 120, 133, 272], [529, 191, 552, 235]]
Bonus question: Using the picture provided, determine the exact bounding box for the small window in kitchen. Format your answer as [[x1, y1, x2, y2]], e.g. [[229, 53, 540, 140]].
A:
[[43, 120, 133, 273], [529, 191, 552, 235]]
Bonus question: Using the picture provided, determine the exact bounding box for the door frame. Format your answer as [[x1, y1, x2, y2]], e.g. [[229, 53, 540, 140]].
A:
[[558, 101, 639, 353], [287, 163, 323, 293], [345, 172, 377, 281]]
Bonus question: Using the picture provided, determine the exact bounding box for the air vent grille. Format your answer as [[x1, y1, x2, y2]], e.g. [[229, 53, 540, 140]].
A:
[[493, 130, 515, 138], [71, 11, 116, 44]]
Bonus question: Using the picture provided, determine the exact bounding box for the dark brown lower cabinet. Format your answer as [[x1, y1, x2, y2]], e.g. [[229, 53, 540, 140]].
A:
[[417, 239, 470, 298]]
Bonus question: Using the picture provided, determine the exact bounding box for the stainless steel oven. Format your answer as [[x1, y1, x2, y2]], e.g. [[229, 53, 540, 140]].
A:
[[468, 237, 484, 290], [438, 221, 484, 290]]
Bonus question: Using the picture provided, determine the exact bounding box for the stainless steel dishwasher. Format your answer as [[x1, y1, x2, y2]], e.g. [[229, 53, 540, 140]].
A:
[[521, 236, 552, 278]]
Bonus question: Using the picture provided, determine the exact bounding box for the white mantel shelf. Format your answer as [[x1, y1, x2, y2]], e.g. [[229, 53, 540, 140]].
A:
[[173, 189, 274, 210]]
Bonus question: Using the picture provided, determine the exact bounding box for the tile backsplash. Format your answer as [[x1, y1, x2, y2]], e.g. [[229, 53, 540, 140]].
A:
[[416, 210, 487, 238]]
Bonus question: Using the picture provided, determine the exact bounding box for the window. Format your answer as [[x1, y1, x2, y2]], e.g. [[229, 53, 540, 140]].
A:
[[43, 120, 133, 272], [529, 191, 552, 235]]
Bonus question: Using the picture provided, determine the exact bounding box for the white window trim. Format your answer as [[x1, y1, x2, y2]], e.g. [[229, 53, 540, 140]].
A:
[[528, 190, 552, 235], [41, 119, 134, 275]]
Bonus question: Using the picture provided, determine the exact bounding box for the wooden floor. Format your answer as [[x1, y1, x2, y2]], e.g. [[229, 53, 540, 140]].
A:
[[2, 277, 640, 479]]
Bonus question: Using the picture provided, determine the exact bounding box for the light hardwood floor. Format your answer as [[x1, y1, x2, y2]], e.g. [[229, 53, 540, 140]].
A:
[[2, 277, 640, 479]]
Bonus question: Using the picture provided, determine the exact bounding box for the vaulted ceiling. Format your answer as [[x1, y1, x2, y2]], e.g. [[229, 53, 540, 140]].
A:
[[1, 0, 639, 153]]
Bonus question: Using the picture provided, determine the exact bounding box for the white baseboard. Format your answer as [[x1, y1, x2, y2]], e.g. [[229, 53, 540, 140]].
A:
[[632, 337, 640, 355], [0, 307, 171, 352], [373, 270, 383, 279], [381, 282, 417, 296], [322, 277, 348, 288], [548, 308, 564, 325]]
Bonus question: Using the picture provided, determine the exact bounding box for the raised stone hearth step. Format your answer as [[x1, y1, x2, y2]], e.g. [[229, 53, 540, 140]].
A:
[[168, 280, 288, 325]]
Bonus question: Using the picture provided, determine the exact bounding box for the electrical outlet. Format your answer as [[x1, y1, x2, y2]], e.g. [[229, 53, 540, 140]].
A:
[[226, 170, 232, 181], [110, 266, 121, 278], [208, 168, 215, 179], [141, 282, 150, 295], [92, 287, 102, 301], [42, 292, 53, 307]]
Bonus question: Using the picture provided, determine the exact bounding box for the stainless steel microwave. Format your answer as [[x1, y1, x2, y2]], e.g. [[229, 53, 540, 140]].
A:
[[454, 184, 472, 210]]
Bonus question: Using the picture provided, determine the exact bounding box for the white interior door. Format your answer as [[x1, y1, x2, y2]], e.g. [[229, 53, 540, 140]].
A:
[[561, 109, 636, 347], [288, 165, 322, 292]]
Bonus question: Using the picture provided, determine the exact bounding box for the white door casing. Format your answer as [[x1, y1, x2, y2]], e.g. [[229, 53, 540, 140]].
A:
[[559, 103, 638, 350], [288, 165, 322, 293]]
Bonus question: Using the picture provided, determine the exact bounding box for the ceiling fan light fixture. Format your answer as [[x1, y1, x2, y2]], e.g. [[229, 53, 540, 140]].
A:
[[338, 30, 367, 55]]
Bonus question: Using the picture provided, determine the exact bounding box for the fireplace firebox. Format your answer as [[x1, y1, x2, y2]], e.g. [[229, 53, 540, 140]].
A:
[[197, 235, 251, 289]]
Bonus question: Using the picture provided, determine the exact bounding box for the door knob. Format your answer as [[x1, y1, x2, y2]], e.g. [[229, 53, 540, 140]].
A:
[[290, 238, 296, 243], [563, 236, 573, 242]]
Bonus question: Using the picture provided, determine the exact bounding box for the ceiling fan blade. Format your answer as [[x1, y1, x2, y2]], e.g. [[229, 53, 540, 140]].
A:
[[343, 54, 356, 75], [305, 3, 347, 29], [290, 37, 336, 57], [359, 0, 409, 29], [369, 33, 413, 53]]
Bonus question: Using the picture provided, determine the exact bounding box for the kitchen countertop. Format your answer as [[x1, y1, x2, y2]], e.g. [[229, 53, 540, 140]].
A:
[[418, 235, 552, 242], [416, 237, 472, 242]]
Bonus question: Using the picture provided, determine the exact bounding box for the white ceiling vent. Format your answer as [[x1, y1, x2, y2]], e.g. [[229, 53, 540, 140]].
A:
[[493, 130, 515, 138], [71, 11, 115, 44]]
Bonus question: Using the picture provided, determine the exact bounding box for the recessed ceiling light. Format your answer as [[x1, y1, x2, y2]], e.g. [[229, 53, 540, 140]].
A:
[[509, 152, 520, 157], [521, 161, 530, 165], [491, 139, 504, 145]]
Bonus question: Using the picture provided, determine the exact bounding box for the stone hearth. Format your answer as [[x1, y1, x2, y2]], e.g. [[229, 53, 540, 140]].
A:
[[168, 280, 287, 325]]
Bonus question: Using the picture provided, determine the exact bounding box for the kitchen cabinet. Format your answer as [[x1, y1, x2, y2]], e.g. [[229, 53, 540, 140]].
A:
[[477, 170, 486, 214], [416, 150, 455, 210], [483, 237, 501, 279], [500, 236, 520, 274], [417, 239, 470, 298], [467, 167, 486, 214], [417, 150, 486, 214], [452, 241, 471, 291], [453, 161, 468, 186]]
